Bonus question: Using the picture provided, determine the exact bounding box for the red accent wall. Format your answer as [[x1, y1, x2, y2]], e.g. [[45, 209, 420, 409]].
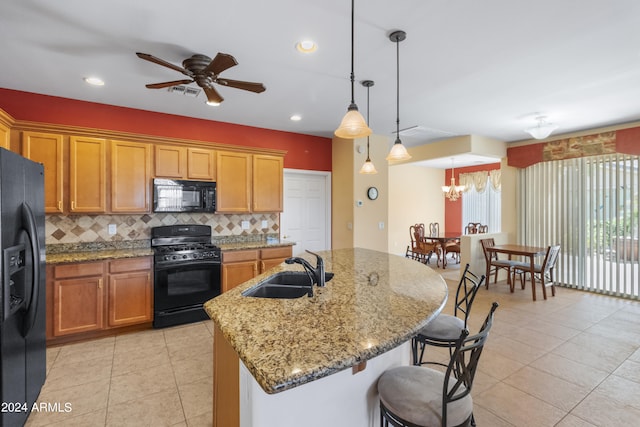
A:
[[617, 127, 640, 155], [0, 88, 332, 171], [444, 163, 501, 234]]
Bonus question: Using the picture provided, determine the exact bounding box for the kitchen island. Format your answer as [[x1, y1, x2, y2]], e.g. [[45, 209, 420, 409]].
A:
[[204, 247, 448, 427]]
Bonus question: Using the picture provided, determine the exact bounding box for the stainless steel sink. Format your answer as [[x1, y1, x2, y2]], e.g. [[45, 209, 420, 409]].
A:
[[242, 271, 334, 299]]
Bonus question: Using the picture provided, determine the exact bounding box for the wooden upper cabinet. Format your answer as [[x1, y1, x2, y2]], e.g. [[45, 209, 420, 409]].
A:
[[0, 121, 9, 150], [155, 145, 186, 178], [69, 136, 106, 213], [253, 154, 283, 212], [111, 140, 151, 213], [21, 131, 64, 213], [187, 147, 216, 181], [216, 151, 252, 213]]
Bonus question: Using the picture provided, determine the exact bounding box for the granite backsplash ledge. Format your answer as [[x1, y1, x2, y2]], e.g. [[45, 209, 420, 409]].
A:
[[45, 212, 280, 246]]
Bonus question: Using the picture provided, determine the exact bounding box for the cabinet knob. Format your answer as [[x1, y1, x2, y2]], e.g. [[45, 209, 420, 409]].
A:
[[71, 201, 75, 210], [58, 201, 63, 211]]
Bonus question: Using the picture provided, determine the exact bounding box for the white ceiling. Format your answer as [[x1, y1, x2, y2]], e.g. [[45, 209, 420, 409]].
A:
[[2, 0, 640, 169]]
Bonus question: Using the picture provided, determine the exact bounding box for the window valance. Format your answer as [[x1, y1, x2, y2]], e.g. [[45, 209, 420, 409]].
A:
[[459, 170, 501, 193]]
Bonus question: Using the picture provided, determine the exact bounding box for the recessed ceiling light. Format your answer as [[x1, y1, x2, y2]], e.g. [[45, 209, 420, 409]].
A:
[[296, 40, 317, 54], [290, 114, 302, 121], [206, 101, 221, 107], [83, 77, 104, 86]]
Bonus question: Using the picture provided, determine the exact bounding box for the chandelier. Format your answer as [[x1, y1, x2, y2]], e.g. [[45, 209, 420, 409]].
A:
[[524, 115, 558, 140], [442, 160, 465, 201]]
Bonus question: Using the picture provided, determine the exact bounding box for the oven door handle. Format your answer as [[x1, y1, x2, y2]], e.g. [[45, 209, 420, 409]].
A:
[[155, 259, 221, 271]]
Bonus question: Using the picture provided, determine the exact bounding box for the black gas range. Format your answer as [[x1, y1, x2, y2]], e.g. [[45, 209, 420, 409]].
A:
[[151, 225, 221, 328]]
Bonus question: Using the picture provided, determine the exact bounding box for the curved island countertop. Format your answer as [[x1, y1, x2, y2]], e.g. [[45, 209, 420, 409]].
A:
[[204, 247, 448, 395]]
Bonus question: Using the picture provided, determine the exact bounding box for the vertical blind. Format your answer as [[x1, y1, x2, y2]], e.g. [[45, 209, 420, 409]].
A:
[[518, 154, 639, 299]]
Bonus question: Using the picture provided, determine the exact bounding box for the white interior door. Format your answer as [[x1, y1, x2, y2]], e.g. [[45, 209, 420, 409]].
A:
[[281, 170, 331, 256]]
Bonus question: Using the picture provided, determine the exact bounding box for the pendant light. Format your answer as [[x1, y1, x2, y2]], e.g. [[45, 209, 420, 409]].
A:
[[524, 115, 559, 139], [334, 0, 372, 139], [386, 30, 411, 161], [442, 158, 465, 202], [359, 80, 377, 174]]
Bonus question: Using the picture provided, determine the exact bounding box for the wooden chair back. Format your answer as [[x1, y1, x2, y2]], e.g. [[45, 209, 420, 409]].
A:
[[479, 238, 496, 263], [477, 224, 488, 233], [409, 223, 426, 252], [542, 245, 561, 276], [428, 222, 439, 237], [465, 222, 481, 234]]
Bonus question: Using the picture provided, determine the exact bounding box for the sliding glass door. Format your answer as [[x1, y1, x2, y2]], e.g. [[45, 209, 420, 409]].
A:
[[518, 154, 639, 299]]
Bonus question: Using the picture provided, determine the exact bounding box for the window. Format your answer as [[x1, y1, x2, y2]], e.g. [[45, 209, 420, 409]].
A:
[[461, 171, 501, 232]]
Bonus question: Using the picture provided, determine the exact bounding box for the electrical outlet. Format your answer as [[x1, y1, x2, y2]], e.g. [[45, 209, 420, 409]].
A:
[[241, 220, 250, 230], [261, 220, 268, 229], [108, 224, 116, 235], [378, 222, 385, 230]]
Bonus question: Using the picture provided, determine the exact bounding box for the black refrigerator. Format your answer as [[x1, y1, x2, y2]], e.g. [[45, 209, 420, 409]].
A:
[[0, 148, 46, 427]]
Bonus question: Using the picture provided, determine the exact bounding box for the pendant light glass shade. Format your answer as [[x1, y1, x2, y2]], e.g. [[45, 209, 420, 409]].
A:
[[335, 0, 372, 139], [386, 30, 411, 162], [359, 79, 377, 174]]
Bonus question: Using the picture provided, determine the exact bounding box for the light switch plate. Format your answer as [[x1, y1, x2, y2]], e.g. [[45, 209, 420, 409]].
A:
[[108, 224, 116, 235]]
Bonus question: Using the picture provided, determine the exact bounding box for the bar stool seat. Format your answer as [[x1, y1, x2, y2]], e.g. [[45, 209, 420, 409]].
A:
[[378, 366, 472, 427]]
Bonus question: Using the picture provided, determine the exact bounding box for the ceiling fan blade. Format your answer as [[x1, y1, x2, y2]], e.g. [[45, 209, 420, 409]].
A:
[[203, 85, 224, 104], [204, 53, 238, 75], [216, 78, 266, 93], [145, 79, 194, 89], [136, 52, 192, 77]]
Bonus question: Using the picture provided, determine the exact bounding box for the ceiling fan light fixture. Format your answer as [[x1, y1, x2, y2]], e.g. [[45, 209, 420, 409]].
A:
[[335, 0, 372, 139], [290, 114, 302, 121], [83, 76, 104, 86], [525, 116, 558, 139]]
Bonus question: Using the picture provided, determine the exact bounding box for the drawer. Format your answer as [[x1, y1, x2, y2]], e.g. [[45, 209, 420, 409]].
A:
[[109, 257, 152, 274], [222, 250, 259, 263], [54, 261, 104, 279], [260, 246, 292, 260]]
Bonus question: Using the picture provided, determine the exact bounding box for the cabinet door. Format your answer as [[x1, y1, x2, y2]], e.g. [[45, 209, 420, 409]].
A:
[[107, 271, 152, 327], [155, 145, 186, 178], [187, 148, 216, 180], [111, 140, 151, 212], [0, 121, 9, 150], [53, 276, 104, 336], [252, 155, 283, 212], [217, 151, 251, 213], [259, 246, 292, 273], [22, 131, 65, 213], [222, 261, 258, 292], [69, 136, 106, 213]]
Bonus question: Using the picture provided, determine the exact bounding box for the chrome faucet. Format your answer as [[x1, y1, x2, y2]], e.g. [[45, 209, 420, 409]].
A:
[[285, 250, 326, 288]]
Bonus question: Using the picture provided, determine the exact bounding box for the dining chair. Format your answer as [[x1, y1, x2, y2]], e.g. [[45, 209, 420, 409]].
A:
[[406, 224, 438, 265], [480, 238, 517, 291], [512, 245, 561, 300], [477, 224, 488, 233], [411, 264, 485, 367], [428, 222, 440, 237], [379, 302, 499, 427], [464, 223, 480, 234]]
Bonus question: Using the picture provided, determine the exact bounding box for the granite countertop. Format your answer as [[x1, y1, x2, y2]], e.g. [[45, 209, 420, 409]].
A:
[[217, 240, 295, 251], [204, 247, 448, 394], [46, 248, 153, 264]]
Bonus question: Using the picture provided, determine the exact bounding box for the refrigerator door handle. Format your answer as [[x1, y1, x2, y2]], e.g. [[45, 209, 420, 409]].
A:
[[21, 202, 41, 337]]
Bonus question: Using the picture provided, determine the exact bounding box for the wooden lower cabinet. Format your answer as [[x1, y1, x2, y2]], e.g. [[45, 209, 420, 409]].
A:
[[47, 257, 152, 341], [221, 246, 292, 293]]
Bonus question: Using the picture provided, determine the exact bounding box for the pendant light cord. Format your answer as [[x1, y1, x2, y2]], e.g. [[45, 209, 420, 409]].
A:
[[395, 35, 400, 140], [366, 83, 371, 158], [350, 0, 355, 105]]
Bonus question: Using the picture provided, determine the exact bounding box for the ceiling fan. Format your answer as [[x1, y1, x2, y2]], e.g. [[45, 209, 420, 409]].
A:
[[136, 52, 266, 104]]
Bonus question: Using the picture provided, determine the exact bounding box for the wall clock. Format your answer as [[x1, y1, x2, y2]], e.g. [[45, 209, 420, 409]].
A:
[[367, 187, 379, 200]]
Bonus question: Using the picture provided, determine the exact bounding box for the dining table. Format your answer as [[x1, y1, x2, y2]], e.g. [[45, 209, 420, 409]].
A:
[[485, 244, 547, 300], [424, 233, 462, 269]]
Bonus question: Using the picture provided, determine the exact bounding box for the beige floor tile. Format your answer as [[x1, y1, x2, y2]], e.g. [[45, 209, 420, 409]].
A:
[[471, 370, 501, 395], [503, 366, 591, 412], [555, 413, 598, 427], [167, 338, 212, 363], [106, 388, 186, 427], [54, 337, 115, 365], [571, 390, 640, 426], [474, 382, 566, 427], [476, 349, 526, 380], [186, 411, 213, 427], [518, 318, 581, 341], [46, 346, 61, 375], [26, 378, 110, 426], [112, 344, 171, 377], [592, 375, 640, 410], [114, 328, 167, 353], [529, 353, 609, 390], [164, 322, 212, 345], [552, 331, 636, 372], [177, 377, 213, 421], [629, 347, 640, 363], [38, 409, 107, 427], [172, 352, 213, 386], [109, 363, 178, 406], [44, 355, 113, 391], [613, 359, 640, 384], [469, 404, 515, 427], [505, 324, 567, 352], [484, 335, 548, 364]]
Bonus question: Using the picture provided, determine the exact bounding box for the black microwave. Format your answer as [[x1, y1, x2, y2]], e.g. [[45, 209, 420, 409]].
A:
[[153, 178, 216, 213]]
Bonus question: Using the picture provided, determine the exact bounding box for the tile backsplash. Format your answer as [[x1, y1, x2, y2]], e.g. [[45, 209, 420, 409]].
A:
[[45, 212, 280, 245]]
